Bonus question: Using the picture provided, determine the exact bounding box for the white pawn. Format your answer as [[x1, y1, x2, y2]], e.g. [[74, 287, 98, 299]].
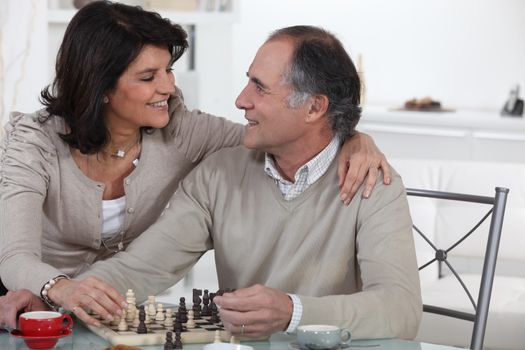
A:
[[117, 316, 128, 331], [111, 314, 121, 326], [132, 312, 140, 328], [214, 330, 222, 343], [126, 304, 136, 322], [145, 311, 152, 324], [146, 301, 157, 318], [155, 303, 165, 324], [164, 308, 174, 328], [230, 335, 240, 344], [186, 309, 196, 329], [126, 289, 135, 303]]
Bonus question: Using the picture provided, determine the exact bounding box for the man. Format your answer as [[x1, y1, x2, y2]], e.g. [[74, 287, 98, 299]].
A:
[[48, 25, 422, 339]]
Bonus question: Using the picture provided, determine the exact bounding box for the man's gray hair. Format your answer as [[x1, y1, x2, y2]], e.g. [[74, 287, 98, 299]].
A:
[[269, 26, 361, 140]]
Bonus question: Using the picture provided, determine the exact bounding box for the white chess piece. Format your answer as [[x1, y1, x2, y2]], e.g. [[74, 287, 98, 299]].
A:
[[164, 308, 174, 328], [111, 314, 121, 326], [147, 296, 157, 317], [132, 313, 140, 328], [118, 316, 128, 331], [186, 309, 196, 329], [214, 330, 222, 343], [230, 335, 240, 344], [126, 289, 135, 303], [148, 304, 157, 318], [145, 311, 152, 324], [155, 303, 165, 324]]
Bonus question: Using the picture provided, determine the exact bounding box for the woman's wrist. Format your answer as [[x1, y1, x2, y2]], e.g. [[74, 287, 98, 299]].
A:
[[40, 275, 69, 310]]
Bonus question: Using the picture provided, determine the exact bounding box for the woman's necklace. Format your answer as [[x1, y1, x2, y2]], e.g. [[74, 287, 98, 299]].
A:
[[103, 133, 142, 158]]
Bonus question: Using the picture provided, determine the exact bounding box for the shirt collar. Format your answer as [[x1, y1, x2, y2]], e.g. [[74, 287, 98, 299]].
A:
[[264, 135, 341, 185]]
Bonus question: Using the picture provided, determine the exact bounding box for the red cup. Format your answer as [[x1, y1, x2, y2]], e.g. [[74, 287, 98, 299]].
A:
[[18, 311, 73, 337]]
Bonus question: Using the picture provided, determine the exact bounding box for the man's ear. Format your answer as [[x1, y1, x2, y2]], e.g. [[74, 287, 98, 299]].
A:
[[306, 95, 329, 123]]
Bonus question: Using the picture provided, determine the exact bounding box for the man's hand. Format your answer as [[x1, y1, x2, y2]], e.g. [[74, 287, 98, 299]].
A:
[[0, 290, 48, 329], [48, 277, 127, 327], [213, 284, 293, 338], [338, 132, 391, 204]]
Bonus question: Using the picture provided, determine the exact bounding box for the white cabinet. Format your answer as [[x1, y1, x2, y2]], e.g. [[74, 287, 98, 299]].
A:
[[359, 106, 525, 162], [45, 0, 237, 111]]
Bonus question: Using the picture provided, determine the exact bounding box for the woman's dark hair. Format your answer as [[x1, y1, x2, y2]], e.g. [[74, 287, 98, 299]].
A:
[[268, 26, 361, 141], [40, 0, 188, 154]]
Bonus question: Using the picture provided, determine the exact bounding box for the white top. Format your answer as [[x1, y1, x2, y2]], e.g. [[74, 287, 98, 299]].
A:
[[101, 196, 126, 240]]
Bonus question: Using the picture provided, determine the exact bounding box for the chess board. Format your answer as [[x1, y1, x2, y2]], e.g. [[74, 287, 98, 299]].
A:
[[84, 306, 232, 346]]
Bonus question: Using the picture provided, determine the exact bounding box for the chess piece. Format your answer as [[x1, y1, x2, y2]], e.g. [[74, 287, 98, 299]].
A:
[[214, 330, 222, 343], [173, 311, 183, 333], [111, 314, 121, 326], [186, 310, 196, 329], [174, 330, 183, 349], [179, 297, 188, 323], [202, 289, 210, 316], [192, 289, 202, 318], [117, 316, 128, 331], [132, 312, 140, 328], [156, 303, 165, 324], [137, 305, 148, 334], [164, 331, 174, 350], [145, 310, 152, 324], [126, 289, 137, 322], [164, 308, 174, 328], [210, 301, 220, 324], [230, 335, 240, 344], [148, 300, 157, 318]]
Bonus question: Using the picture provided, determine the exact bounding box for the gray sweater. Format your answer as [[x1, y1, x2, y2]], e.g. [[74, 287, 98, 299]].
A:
[[80, 146, 422, 340], [0, 89, 243, 295]]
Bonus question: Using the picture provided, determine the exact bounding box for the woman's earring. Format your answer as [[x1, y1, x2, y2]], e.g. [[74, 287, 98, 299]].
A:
[[103, 96, 109, 103]]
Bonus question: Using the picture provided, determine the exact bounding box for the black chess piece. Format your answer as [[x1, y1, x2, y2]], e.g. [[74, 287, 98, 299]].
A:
[[210, 301, 220, 324], [164, 331, 174, 350], [179, 297, 188, 323], [174, 330, 183, 349], [137, 305, 148, 334], [173, 311, 184, 333], [202, 289, 210, 316], [192, 289, 202, 318]]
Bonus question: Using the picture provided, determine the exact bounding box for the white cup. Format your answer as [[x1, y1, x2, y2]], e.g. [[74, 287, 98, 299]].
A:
[[297, 325, 351, 349]]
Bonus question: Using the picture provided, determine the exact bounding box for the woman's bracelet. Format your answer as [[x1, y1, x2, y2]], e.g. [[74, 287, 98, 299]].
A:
[[39, 275, 69, 310]]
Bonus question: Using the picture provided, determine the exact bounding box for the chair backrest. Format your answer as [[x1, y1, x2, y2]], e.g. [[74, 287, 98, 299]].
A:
[[407, 187, 508, 350]]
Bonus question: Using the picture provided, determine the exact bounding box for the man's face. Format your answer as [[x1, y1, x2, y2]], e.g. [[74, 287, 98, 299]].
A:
[[236, 38, 310, 156]]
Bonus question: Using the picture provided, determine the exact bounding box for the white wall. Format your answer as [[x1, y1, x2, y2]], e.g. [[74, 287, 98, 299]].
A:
[[221, 0, 525, 124], [1, 0, 524, 127], [0, 0, 48, 132]]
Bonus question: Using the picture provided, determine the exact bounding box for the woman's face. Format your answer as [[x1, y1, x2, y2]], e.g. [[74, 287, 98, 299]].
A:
[[105, 44, 175, 131]]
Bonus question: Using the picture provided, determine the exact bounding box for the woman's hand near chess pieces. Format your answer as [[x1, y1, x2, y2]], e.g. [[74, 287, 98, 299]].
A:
[[214, 284, 293, 338], [0, 290, 48, 330], [47, 276, 127, 327]]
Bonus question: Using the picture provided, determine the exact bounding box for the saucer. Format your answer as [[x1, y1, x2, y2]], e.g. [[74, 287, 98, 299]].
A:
[[10, 328, 71, 349], [288, 341, 379, 349], [288, 341, 351, 350]]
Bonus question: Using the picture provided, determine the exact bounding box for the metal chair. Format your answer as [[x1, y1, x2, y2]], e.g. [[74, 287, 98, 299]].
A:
[[406, 187, 508, 350]]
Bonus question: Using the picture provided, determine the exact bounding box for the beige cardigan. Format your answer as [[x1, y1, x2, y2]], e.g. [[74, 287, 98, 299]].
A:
[[0, 89, 244, 295], [81, 146, 422, 339]]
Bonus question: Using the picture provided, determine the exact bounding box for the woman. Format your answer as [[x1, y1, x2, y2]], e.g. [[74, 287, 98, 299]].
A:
[[0, 1, 389, 329]]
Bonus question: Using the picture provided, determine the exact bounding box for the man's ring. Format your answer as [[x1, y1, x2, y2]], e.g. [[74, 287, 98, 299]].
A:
[[240, 324, 245, 335]]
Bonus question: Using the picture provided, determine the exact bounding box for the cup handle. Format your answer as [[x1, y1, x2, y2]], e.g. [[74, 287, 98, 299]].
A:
[[61, 314, 73, 330], [340, 328, 352, 345]]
